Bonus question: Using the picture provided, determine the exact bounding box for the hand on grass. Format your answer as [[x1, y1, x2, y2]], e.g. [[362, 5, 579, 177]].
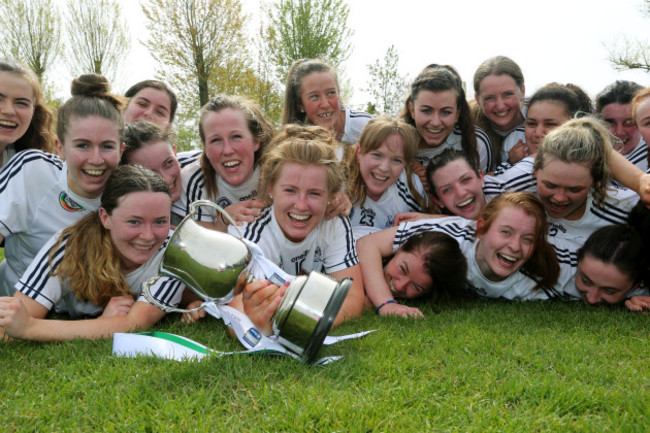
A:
[[100, 296, 134, 318], [180, 300, 206, 323], [0, 296, 34, 339], [378, 302, 424, 318], [243, 280, 286, 335], [624, 295, 650, 313]]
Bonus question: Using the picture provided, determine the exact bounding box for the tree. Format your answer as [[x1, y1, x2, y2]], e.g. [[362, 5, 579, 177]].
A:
[[64, 0, 130, 79], [265, 0, 353, 82], [0, 0, 61, 82], [608, 0, 650, 72], [142, 0, 249, 111], [364, 45, 409, 116]]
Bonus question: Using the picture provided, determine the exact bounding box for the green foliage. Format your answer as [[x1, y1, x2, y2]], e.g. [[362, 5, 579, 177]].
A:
[[265, 0, 353, 82], [64, 0, 130, 79], [364, 44, 409, 116], [2, 301, 649, 431], [0, 0, 61, 81]]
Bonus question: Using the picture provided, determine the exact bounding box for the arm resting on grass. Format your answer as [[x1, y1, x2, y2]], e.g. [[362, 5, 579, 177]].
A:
[[0, 291, 165, 342], [356, 227, 424, 318]]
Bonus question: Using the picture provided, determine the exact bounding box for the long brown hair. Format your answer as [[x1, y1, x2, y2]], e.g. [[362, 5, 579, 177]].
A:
[[50, 165, 170, 306]]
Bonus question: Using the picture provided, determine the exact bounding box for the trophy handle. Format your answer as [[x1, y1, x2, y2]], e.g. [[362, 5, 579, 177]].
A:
[[188, 200, 244, 238], [141, 276, 208, 314]]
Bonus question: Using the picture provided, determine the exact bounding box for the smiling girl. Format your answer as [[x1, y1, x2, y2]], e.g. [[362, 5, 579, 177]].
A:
[[0, 58, 54, 169], [344, 116, 426, 236], [176, 95, 274, 228], [0, 165, 184, 341], [283, 58, 372, 152], [362, 192, 559, 316], [403, 64, 494, 181], [123, 79, 177, 131], [0, 74, 125, 296], [231, 125, 364, 328]]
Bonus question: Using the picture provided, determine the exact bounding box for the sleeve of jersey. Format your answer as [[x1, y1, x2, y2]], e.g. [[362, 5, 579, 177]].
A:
[[137, 276, 185, 309], [13, 231, 66, 311], [177, 162, 215, 223], [483, 157, 537, 199], [475, 126, 494, 173], [322, 216, 358, 273], [0, 151, 56, 238], [393, 217, 474, 252]]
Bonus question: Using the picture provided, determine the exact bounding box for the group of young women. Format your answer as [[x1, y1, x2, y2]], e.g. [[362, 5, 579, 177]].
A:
[[0, 53, 649, 343]]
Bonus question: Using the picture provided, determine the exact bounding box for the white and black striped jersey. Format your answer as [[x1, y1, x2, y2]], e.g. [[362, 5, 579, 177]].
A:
[[0, 143, 16, 172], [483, 157, 640, 252], [232, 206, 358, 276], [416, 125, 495, 173], [348, 170, 426, 237], [624, 139, 648, 172], [499, 125, 526, 164], [393, 216, 556, 300], [177, 149, 201, 169], [173, 160, 260, 223], [0, 150, 101, 296], [14, 229, 184, 318], [340, 108, 373, 145]]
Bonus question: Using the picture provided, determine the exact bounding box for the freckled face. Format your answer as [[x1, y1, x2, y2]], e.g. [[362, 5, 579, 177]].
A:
[[475, 207, 536, 281], [357, 134, 406, 201], [576, 255, 637, 306]]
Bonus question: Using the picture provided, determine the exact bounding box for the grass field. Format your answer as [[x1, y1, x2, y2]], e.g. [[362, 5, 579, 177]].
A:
[[1, 299, 648, 432]]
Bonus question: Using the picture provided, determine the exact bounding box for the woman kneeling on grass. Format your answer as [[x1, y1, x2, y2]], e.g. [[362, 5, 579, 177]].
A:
[[358, 192, 560, 318], [0, 165, 184, 341]]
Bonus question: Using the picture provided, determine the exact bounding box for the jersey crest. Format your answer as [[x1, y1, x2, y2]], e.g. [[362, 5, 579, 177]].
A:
[[216, 197, 232, 209], [59, 192, 85, 212]]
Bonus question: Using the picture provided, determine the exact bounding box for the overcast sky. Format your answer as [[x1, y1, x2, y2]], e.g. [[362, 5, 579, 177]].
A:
[[52, 0, 650, 108]]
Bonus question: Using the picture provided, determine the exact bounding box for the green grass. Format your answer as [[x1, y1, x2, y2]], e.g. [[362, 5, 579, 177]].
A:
[[1, 300, 649, 432]]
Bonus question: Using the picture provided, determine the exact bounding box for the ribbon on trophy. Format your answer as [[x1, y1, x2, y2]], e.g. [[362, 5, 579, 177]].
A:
[[112, 200, 376, 364]]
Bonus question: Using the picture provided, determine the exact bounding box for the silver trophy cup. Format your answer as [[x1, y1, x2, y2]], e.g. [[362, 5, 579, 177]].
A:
[[141, 200, 351, 362]]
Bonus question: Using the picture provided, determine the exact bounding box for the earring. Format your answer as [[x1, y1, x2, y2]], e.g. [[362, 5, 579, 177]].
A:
[[269, 194, 273, 199]]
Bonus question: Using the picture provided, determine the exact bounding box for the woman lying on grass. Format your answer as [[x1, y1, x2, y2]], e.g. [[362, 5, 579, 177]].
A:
[[358, 192, 560, 318], [0, 165, 184, 341]]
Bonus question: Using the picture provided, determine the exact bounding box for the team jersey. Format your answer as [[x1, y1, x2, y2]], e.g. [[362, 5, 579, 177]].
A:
[[624, 139, 648, 172], [177, 149, 202, 169], [1, 144, 16, 171], [499, 125, 526, 164], [174, 160, 260, 222], [233, 206, 358, 276], [340, 108, 373, 145], [416, 125, 494, 173], [393, 216, 555, 300], [0, 150, 101, 296], [483, 157, 640, 252], [14, 229, 184, 318], [348, 170, 426, 238]]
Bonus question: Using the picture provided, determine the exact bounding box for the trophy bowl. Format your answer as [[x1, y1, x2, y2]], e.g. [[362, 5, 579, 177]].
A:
[[272, 272, 351, 363]]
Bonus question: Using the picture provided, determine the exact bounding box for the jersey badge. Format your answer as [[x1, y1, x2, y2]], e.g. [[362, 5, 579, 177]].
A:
[[59, 192, 85, 212]]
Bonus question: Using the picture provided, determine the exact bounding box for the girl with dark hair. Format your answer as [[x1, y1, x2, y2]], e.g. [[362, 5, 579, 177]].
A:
[[0, 74, 125, 296], [360, 193, 560, 318], [123, 79, 177, 131], [402, 64, 494, 180], [0, 58, 55, 168], [0, 165, 184, 341]]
